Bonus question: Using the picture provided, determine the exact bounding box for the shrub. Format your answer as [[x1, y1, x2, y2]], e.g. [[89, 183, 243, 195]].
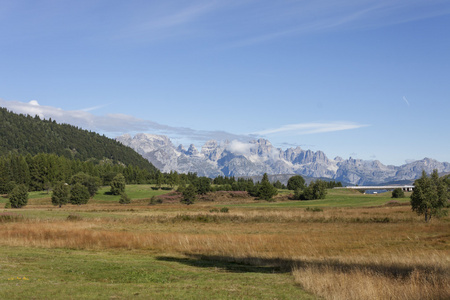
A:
[[119, 192, 131, 204], [220, 207, 229, 213], [305, 207, 323, 212], [392, 188, 405, 198], [67, 214, 83, 221], [0, 212, 23, 222], [149, 196, 163, 205], [4, 202, 11, 209]]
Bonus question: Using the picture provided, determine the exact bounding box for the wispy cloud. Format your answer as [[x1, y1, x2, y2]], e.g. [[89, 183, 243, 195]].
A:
[[256, 122, 368, 136], [0, 99, 251, 143], [403, 96, 410, 106], [80, 103, 112, 112], [114, 1, 225, 41], [222, 0, 450, 47]]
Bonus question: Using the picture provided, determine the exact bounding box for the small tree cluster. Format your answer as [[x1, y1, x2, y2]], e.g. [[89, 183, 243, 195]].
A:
[[71, 172, 101, 197], [51, 181, 91, 207], [410, 170, 448, 222], [294, 180, 327, 200]]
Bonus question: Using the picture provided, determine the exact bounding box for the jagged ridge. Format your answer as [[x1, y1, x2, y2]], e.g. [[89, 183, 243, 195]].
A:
[[116, 133, 450, 185]]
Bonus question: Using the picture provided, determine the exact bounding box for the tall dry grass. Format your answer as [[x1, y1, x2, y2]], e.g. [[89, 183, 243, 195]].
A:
[[0, 206, 448, 299]]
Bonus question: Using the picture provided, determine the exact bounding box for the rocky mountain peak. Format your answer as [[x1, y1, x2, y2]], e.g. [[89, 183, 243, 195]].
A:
[[186, 144, 199, 156], [116, 134, 450, 185]]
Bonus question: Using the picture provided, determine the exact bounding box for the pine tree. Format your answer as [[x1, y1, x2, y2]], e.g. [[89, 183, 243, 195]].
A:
[[257, 173, 278, 201], [9, 184, 29, 208]]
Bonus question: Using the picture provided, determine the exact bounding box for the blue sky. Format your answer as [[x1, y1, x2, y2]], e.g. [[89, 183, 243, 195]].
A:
[[1, 0, 449, 166]]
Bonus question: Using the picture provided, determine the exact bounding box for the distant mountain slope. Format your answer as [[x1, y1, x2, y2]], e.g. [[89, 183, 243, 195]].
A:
[[0, 107, 157, 173], [117, 133, 450, 185]]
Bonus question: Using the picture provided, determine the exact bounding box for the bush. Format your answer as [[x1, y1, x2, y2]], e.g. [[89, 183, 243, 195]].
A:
[[220, 207, 229, 213], [305, 207, 323, 212], [0, 212, 23, 222], [149, 196, 163, 205], [119, 192, 131, 204], [9, 184, 29, 208], [67, 214, 83, 221], [4, 202, 11, 209], [391, 188, 405, 198]]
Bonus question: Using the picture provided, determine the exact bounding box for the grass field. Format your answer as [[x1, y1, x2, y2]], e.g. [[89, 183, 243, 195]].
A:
[[0, 186, 448, 299]]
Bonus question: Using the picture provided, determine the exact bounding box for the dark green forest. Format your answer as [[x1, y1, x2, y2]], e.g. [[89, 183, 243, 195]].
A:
[[0, 107, 157, 173]]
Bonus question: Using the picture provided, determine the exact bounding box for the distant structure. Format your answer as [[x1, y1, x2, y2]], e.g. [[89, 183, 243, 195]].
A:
[[340, 185, 415, 192]]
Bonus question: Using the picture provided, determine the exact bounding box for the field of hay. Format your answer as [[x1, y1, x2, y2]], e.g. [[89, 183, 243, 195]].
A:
[[0, 187, 448, 299]]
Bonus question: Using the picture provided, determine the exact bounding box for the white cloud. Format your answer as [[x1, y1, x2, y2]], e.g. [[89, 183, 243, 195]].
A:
[[223, 0, 450, 47], [0, 99, 251, 143], [226, 140, 253, 156], [0, 99, 367, 150], [256, 122, 368, 136], [403, 96, 410, 106]]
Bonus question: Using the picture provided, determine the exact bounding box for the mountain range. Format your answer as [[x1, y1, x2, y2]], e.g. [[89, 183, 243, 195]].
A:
[[117, 133, 450, 185]]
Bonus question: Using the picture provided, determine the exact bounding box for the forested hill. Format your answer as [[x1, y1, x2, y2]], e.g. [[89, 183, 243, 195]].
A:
[[0, 107, 157, 173]]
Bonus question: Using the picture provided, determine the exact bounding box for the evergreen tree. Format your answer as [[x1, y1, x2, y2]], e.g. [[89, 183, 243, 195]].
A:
[[181, 184, 197, 205], [110, 173, 126, 195], [194, 177, 211, 195], [51, 182, 70, 207], [70, 183, 90, 205], [9, 184, 29, 208], [257, 173, 278, 201]]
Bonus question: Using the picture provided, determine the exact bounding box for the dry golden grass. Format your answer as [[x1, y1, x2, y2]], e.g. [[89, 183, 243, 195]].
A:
[[1, 203, 449, 299]]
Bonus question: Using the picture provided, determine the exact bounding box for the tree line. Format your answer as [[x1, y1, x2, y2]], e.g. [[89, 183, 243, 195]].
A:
[[0, 152, 157, 194]]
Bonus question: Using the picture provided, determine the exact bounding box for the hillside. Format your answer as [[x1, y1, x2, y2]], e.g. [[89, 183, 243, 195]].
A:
[[0, 107, 157, 173]]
